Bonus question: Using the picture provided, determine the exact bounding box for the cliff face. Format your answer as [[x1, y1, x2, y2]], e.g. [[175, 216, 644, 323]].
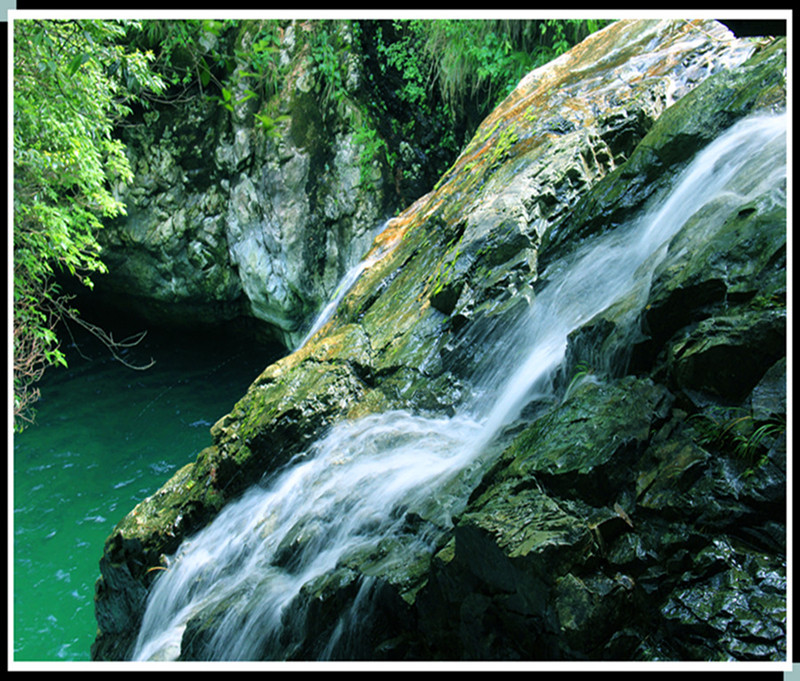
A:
[[92, 21, 396, 347], [91, 20, 786, 662]]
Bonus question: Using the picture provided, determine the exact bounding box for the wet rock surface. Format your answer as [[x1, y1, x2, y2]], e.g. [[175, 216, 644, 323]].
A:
[[92, 21, 786, 662], [403, 36, 786, 662]]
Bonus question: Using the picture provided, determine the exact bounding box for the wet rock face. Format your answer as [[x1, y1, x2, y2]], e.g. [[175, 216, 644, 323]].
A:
[[92, 21, 786, 662], [408, 37, 787, 661]]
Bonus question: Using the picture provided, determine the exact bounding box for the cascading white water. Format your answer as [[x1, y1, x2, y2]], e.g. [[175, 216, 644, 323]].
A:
[[298, 219, 397, 348], [462, 111, 787, 453], [131, 113, 786, 661]]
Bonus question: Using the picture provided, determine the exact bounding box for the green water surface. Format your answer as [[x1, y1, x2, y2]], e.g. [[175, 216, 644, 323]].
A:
[[12, 325, 281, 662]]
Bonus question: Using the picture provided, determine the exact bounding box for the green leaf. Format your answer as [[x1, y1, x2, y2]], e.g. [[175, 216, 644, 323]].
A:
[[201, 19, 222, 36], [199, 57, 211, 87], [253, 112, 290, 136], [67, 53, 91, 76], [238, 89, 257, 104]]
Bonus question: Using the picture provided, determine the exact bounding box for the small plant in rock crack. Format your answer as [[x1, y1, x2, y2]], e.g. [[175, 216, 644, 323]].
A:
[[563, 361, 596, 400], [689, 407, 786, 469]]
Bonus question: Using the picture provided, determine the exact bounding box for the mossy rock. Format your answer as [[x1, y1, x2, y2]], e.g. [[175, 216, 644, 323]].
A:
[[540, 37, 786, 265], [667, 306, 785, 403], [485, 376, 672, 506]]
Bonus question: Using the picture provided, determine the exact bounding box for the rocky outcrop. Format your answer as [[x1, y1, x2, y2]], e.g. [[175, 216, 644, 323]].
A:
[[92, 20, 786, 662], [408, 32, 787, 663], [93, 21, 395, 347]]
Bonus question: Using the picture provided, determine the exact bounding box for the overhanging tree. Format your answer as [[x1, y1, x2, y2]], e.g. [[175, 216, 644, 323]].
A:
[[13, 18, 165, 430]]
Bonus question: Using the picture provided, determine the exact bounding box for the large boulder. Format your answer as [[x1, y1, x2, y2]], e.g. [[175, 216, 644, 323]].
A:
[[92, 21, 786, 662], [409, 36, 787, 662]]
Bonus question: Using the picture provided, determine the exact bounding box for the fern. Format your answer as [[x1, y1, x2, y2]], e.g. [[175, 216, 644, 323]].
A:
[[689, 408, 786, 467]]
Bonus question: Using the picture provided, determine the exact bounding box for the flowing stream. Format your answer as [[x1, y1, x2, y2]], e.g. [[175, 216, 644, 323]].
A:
[[131, 113, 786, 661]]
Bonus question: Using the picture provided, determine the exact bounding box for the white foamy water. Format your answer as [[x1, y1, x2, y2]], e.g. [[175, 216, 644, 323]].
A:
[[298, 219, 397, 348], [132, 113, 786, 661]]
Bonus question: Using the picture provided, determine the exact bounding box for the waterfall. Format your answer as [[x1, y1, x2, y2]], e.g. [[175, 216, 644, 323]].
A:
[[298, 219, 398, 348], [471, 111, 787, 441], [131, 113, 786, 661]]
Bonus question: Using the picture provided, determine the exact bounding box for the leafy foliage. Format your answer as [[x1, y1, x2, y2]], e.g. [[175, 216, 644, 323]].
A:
[[418, 19, 610, 113], [689, 407, 786, 471], [126, 19, 291, 134], [355, 18, 614, 199], [13, 19, 165, 429], [124, 19, 232, 96]]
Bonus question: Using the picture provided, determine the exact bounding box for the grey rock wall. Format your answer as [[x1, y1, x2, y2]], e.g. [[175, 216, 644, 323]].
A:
[[95, 21, 393, 348]]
